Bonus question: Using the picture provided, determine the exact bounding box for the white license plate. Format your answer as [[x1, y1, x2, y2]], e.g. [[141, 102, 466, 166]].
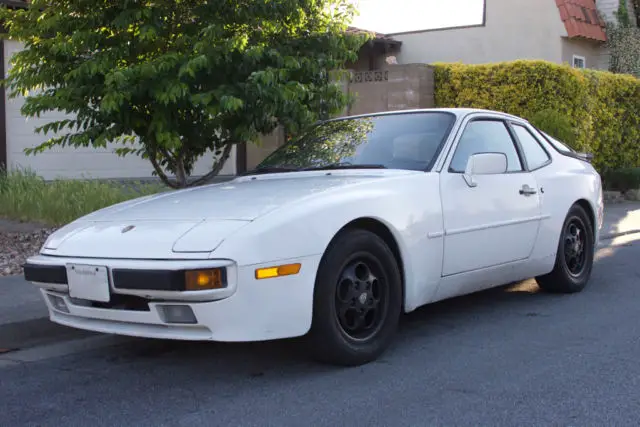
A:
[[66, 264, 111, 302]]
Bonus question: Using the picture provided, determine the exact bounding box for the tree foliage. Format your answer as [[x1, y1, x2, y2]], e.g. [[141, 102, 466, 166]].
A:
[[0, 0, 368, 188], [606, 0, 640, 78]]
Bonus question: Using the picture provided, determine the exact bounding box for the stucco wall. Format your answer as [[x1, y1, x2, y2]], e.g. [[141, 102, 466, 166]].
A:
[[390, 0, 568, 65], [562, 37, 608, 70]]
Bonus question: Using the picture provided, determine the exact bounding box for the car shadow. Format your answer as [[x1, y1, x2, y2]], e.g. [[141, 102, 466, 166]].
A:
[[72, 241, 628, 379], [88, 279, 570, 374]]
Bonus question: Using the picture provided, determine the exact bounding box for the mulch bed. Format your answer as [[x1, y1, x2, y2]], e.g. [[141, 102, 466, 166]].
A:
[[0, 220, 56, 277]]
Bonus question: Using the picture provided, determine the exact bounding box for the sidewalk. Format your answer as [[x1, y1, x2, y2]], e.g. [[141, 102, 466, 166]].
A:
[[0, 275, 95, 352], [2, 201, 640, 331], [600, 202, 640, 239], [0, 275, 47, 326]]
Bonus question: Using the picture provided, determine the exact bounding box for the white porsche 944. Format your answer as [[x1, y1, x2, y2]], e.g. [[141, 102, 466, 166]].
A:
[[24, 108, 604, 366]]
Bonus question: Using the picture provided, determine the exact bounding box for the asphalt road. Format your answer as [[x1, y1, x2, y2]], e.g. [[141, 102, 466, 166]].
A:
[[2, 236, 640, 427]]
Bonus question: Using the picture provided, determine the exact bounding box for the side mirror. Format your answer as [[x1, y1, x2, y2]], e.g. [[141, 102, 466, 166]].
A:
[[463, 152, 507, 188]]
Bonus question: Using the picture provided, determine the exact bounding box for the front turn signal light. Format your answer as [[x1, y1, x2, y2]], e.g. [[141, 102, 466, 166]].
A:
[[255, 263, 301, 280], [185, 269, 224, 290]]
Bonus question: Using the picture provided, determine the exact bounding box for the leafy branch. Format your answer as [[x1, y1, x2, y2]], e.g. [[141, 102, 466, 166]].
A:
[[0, 0, 370, 188]]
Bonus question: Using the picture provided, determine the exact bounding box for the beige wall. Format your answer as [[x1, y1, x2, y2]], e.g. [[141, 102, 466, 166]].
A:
[[245, 128, 285, 171], [562, 38, 608, 70], [347, 64, 435, 116], [391, 0, 568, 65]]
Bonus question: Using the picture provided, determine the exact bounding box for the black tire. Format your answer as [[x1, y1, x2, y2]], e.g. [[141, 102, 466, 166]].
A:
[[305, 228, 403, 366], [536, 203, 595, 293]]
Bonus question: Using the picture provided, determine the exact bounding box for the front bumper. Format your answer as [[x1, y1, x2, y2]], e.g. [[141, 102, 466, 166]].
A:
[[24, 254, 321, 342]]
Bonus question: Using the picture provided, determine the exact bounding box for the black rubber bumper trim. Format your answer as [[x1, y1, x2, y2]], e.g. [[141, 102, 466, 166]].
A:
[[111, 268, 228, 292], [23, 263, 68, 285]]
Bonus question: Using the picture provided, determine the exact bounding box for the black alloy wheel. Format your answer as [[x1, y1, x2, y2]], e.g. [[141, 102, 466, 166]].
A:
[[335, 256, 389, 342], [563, 216, 588, 277], [536, 203, 595, 293], [306, 228, 402, 366]]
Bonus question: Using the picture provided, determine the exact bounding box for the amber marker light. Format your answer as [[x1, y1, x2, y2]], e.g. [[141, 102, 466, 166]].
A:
[[255, 263, 301, 280], [185, 269, 224, 290]]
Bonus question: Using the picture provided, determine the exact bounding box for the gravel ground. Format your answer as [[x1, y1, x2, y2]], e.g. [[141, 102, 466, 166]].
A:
[[0, 220, 56, 276]]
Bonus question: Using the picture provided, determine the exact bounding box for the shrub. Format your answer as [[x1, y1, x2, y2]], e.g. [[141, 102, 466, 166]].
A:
[[529, 109, 577, 148], [601, 167, 640, 192], [0, 168, 166, 226], [583, 69, 640, 170], [433, 60, 640, 172]]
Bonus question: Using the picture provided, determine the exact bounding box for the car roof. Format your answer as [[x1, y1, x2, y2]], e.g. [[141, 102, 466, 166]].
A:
[[328, 108, 526, 123]]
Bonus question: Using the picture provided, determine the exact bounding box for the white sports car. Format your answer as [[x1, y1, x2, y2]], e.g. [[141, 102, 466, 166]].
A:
[[24, 108, 604, 366]]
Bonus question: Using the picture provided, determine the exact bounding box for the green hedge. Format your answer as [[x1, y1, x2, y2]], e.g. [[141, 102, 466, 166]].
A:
[[433, 60, 640, 173], [600, 167, 640, 192]]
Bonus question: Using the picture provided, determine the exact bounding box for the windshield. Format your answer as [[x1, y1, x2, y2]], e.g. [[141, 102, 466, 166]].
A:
[[253, 112, 456, 173]]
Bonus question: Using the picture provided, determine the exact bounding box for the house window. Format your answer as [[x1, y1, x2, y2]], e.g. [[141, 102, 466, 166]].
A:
[[572, 55, 586, 69]]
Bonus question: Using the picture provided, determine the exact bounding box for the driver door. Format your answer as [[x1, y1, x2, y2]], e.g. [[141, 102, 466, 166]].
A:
[[439, 116, 542, 277]]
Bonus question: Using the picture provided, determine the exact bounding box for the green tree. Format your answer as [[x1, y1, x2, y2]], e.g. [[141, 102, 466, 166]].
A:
[[0, 0, 368, 188], [615, 0, 632, 26]]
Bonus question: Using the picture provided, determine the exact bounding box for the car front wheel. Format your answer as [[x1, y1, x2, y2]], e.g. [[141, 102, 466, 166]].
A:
[[306, 228, 403, 366], [536, 203, 595, 293]]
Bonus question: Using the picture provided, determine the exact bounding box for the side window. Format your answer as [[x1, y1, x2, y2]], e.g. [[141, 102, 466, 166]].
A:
[[511, 124, 551, 170], [449, 120, 523, 173]]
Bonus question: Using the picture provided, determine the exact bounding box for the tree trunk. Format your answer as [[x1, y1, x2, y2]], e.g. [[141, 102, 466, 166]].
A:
[[190, 143, 234, 187], [175, 155, 188, 188], [148, 149, 180, 189]]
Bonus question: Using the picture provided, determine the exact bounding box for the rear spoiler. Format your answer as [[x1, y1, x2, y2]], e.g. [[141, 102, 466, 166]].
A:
[[531, 125, 593, 164], [575, 152, 594, 163]]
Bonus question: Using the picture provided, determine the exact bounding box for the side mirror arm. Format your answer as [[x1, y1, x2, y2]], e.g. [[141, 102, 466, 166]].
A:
[[463, 173, 477, 188], [463, 156, 477, 188]]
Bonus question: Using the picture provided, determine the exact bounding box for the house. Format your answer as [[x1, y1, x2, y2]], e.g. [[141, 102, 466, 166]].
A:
[[384, 0, 615, 71], [1, 0, 635, 179]]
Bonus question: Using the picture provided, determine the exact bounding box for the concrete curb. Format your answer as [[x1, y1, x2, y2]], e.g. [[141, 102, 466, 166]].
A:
[[600, 229, 640, 241]]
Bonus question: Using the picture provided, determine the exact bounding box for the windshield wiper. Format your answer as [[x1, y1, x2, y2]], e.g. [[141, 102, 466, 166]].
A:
[[302, 163, 387, 171], [243, 165, 301, 176]]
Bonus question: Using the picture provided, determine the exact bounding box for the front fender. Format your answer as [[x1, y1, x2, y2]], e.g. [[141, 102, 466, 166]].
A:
[[213, 173, 446, 312]]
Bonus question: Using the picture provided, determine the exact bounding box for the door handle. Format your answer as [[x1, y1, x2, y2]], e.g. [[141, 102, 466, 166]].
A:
[[519, 184, 537, 196]]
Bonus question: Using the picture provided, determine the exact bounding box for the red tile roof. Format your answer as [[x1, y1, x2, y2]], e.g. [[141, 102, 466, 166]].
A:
[[556, 0, 607, 42]]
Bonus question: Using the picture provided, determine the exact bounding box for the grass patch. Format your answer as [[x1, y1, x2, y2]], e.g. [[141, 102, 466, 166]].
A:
[[0, 168, 168, 226]]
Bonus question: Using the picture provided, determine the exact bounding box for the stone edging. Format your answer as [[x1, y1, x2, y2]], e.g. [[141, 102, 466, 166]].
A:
[[604, 190, 640, 203]]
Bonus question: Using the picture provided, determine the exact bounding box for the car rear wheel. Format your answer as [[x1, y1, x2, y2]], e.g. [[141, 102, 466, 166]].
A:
[[306, 228, 402, 366], [536, 204, 594, 293]]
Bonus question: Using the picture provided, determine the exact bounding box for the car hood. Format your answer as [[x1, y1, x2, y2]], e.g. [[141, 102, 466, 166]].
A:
[[41, 170, 416, 259], [81, 172, 406, 222]]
